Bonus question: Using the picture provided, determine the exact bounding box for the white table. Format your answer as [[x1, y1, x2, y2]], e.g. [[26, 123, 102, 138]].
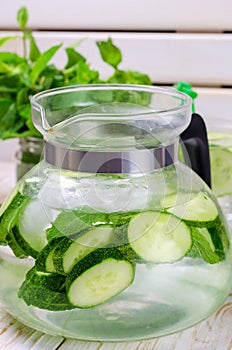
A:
[[1, 162, 232, 350]]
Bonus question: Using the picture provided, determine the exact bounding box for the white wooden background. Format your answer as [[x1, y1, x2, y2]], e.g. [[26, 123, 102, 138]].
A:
[[1, 1, 232, 348]]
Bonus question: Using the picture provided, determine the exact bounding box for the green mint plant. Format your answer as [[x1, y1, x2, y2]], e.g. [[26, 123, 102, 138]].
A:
[[0, 7, 152, 140]]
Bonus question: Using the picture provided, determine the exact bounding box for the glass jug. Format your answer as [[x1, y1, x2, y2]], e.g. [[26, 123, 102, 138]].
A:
[[0, 84, 231, 342]]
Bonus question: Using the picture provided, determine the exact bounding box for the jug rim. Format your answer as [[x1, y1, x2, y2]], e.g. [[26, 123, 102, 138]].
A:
[[31, 84, 192, 130], [31, 83, 192, 109]]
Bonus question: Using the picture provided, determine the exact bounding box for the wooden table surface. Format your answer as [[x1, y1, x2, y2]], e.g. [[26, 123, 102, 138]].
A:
[[1, 162, 232, 350]]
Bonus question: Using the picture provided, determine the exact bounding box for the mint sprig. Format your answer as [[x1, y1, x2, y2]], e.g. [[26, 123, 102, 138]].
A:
[[0, 7, 152, 140]]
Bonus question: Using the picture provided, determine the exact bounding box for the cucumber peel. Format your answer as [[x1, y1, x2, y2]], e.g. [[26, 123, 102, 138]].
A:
[[167, 192, 219, 227], [53, 225, 114, 274], [0, 191, 30, 244], [18, 267, 74, 311], [66, 248, 135, 308]]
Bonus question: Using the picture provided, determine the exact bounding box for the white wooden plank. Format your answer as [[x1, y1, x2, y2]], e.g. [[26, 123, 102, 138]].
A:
[[1, 31, 232, 85], [0, 309, 64, 350], [194, 88, 232, 135], [57, 339, 101, 350], [1, 0, 232, 31]]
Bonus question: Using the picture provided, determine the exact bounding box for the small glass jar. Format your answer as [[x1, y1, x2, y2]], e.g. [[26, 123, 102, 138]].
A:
[[16, 137, 43, 179], [206, 116, 232, 227]]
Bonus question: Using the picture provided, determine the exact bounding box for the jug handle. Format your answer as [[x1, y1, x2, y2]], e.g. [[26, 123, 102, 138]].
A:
[[180, 113, 211, 188]]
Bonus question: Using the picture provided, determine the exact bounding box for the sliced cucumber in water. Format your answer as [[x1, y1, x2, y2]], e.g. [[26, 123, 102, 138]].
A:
[[167, 192, 219, 226], [209, 147, 232, 197], [36, 238, 63, 273], [18, 267, 73, 311], [16, 198, 50, 254], [0, 190, 30, 244], [6, 228, 29, 258], [53, 225, 114, 274], [66, 248, 135, 308], [126, 211, 192, 263]]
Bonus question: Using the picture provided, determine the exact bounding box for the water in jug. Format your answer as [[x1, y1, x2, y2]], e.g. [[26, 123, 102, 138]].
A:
[[0, 84, 231, 341]]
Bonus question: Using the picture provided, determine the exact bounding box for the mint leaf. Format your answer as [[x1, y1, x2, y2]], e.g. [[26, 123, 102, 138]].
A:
[[0, 103, 25, 139], [16, 87, 29, 107], [37, 64, 64, 91], [97, 38, 122, 69], [17, 7, 28, 31], [65, 47, 86, 69], [18, 105, 31, 120], [0, 36, 18, 48], [46, 211, 90, 241], [25, 116, 42, 137], [0, 98, 14, 122], [46, 209, 109, 241], [25, 30, 41, 62], [30, 44, 62, 85], [108, 70, 152, 85], [189, 228, 220, 264], [65, 61, 99, 84], [0, 52, 26, 65]]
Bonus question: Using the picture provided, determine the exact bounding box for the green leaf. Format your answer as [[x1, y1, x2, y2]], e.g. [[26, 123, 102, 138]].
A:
[[25, 116, 42, 137], [36, 64, 62, 91], [97, 38, 122, 69], [18, 105, 31, 120], [46, 211, 89, 241], [16, 88, 29, 107], [0, 35, 19, 48], [64, 61, 99, 85], [189, 228, 220, 264], [30, 44, 62, 85], [25, 30, 41, 62], [0, 98, 13, 118], [107, 70, 152, 85], [0, 61, 12, 74], [0, 52, 26, 64], [65, 47, 86, 69], [0, 102, 24, 139], [17, 7, 28, 30]]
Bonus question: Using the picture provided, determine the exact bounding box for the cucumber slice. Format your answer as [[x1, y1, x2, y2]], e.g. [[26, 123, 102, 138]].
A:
[[167, 192, 219, 226], [36, 238, 63, 273], [6, 228, 28, 258], [209, 147, 232, 197], [0, 180, 25, 217], [127, 211, 192, 263], [53, 225, 114, 274], [0, 191, 30, 244], [11, 226, 38, 258], [18, 267, 74, 311], [66, 248, 135, 308], [17, 199, 50, 253]]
